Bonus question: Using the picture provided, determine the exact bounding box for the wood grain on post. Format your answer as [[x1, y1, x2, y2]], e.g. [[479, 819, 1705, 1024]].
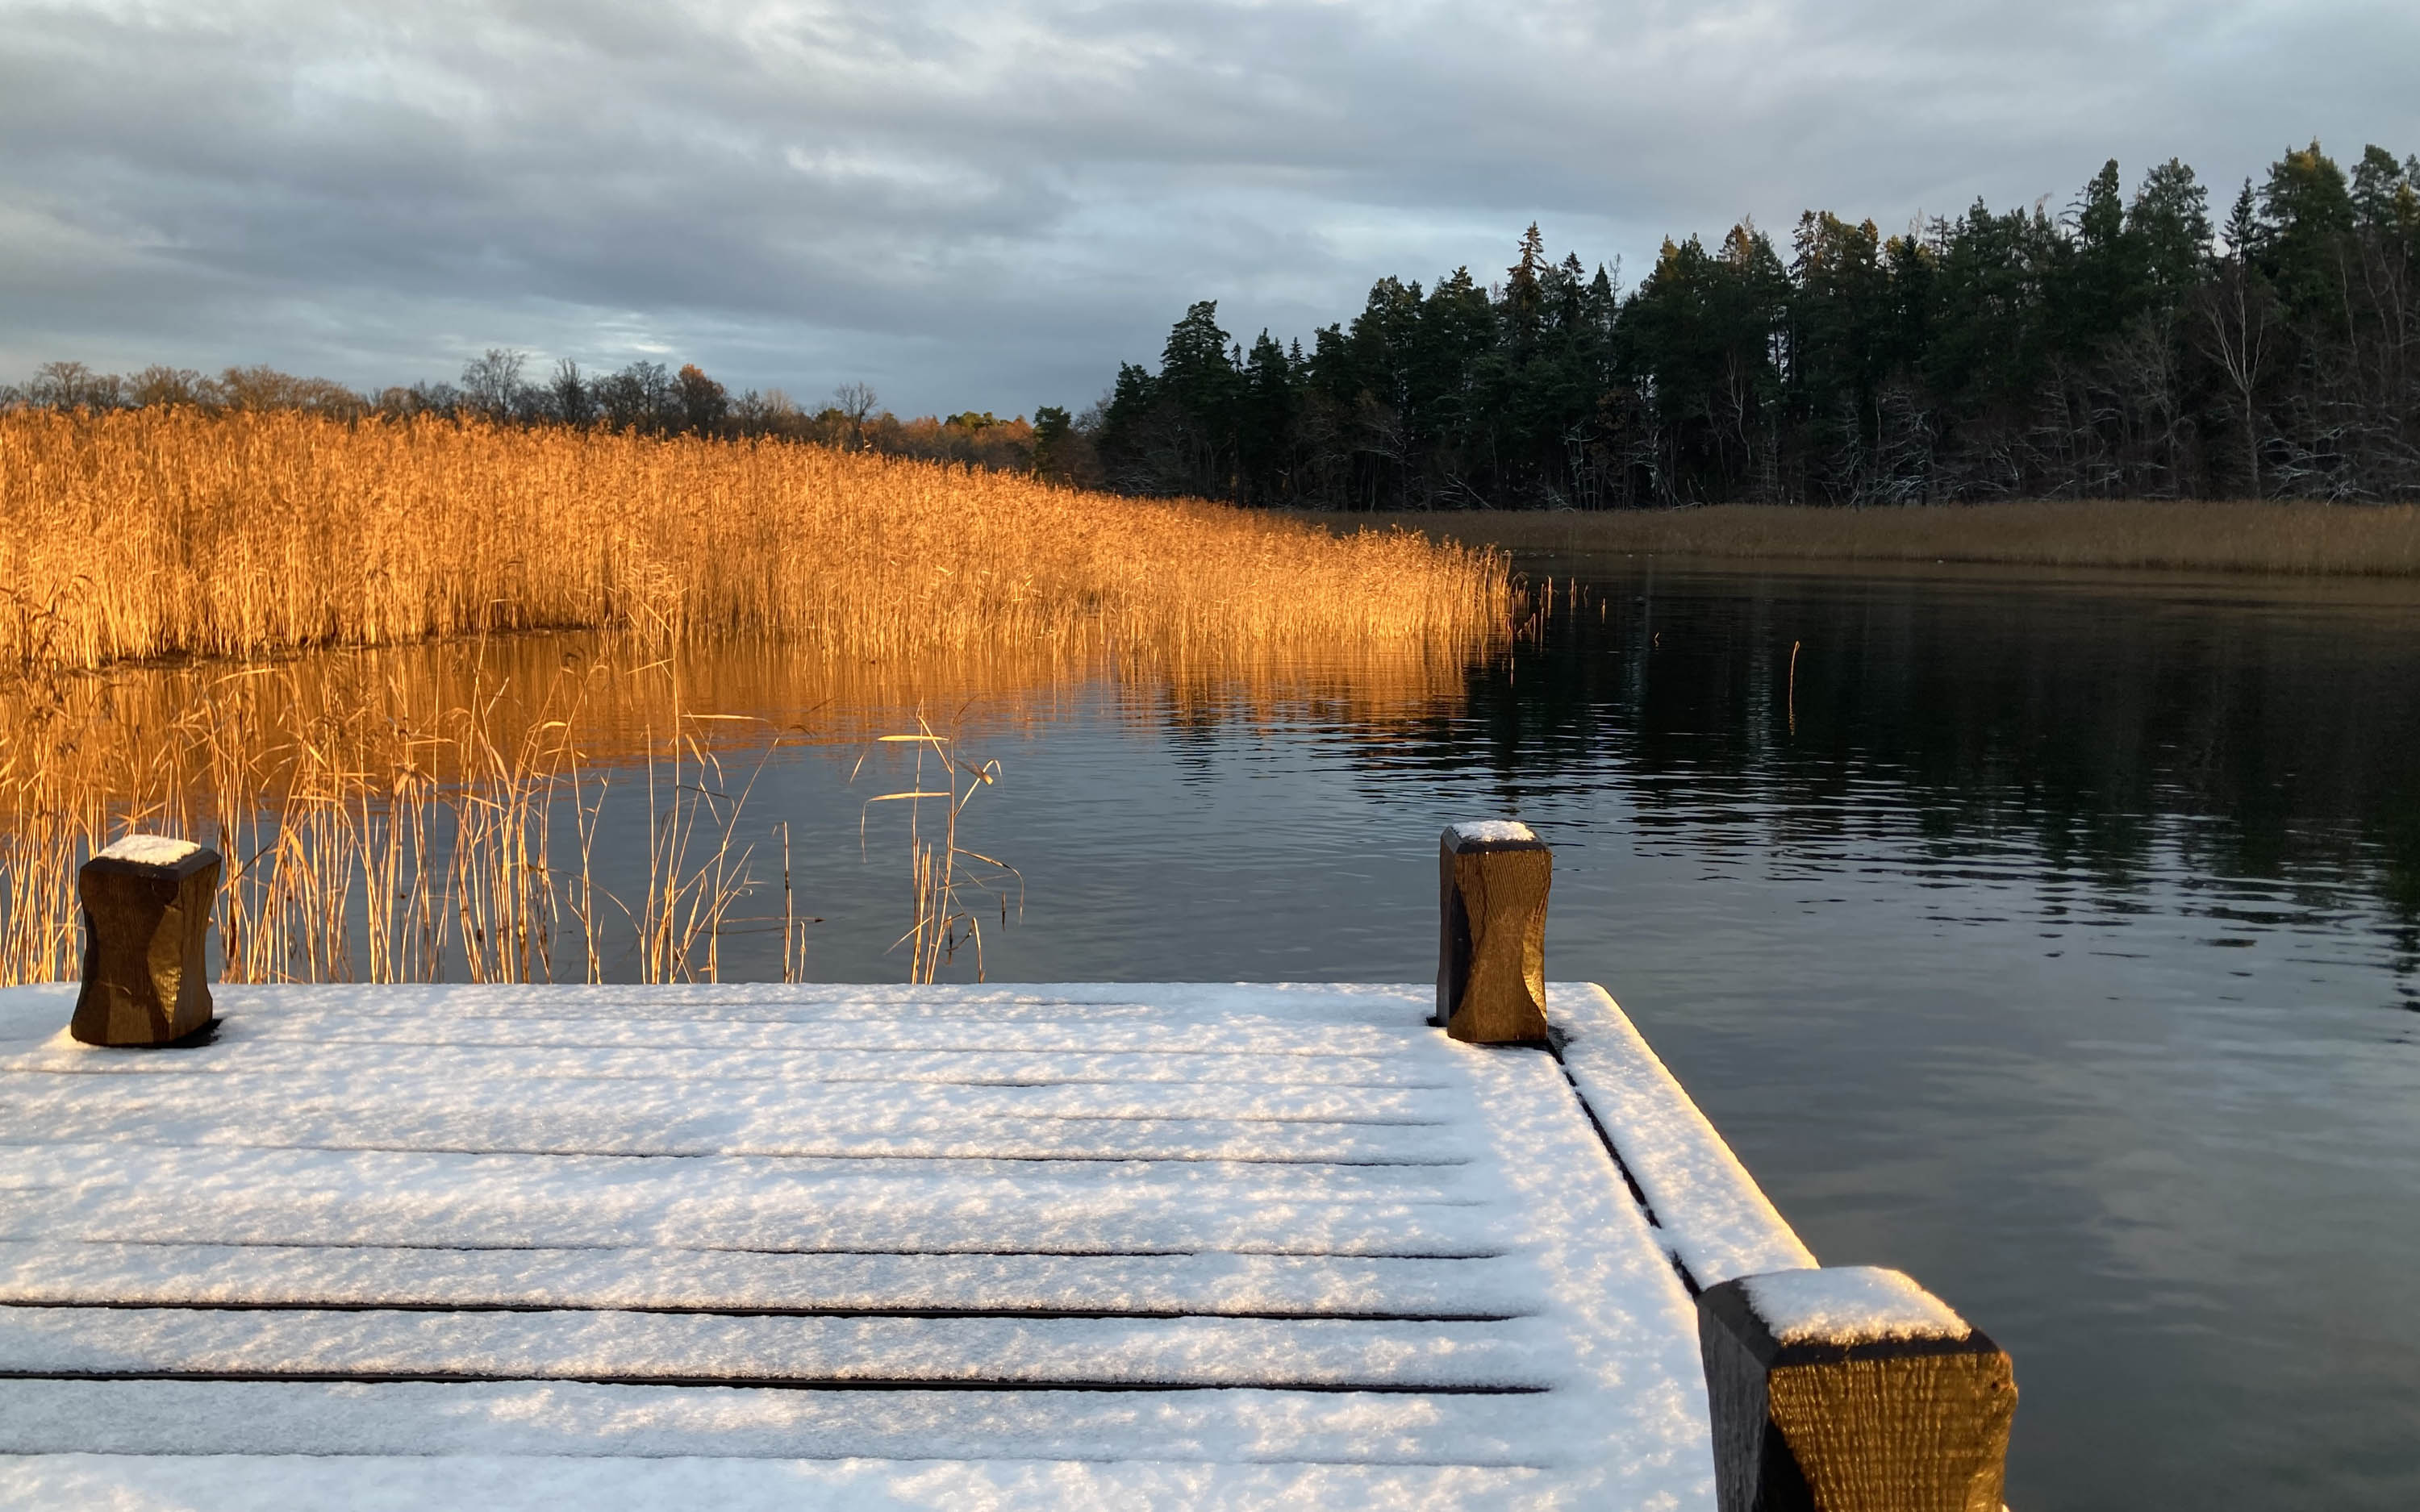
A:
[[1697, 1267, 2015, 1512], [1436, 821, 1550, 1043], [71, 836, 222, 1048]]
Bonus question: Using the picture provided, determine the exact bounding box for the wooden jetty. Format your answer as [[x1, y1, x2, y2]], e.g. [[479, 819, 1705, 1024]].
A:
[[0, 827, 2013, 1509]]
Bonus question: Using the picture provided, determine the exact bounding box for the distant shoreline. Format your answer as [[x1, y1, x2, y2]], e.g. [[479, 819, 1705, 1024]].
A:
[[1312, 502, 2420, 579]]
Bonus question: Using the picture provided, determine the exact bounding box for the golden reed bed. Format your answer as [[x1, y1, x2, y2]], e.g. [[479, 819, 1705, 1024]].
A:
[[1354, 502, 2420, 576], [2, 410, 1508, 671], [0, 411, 1512, 987]]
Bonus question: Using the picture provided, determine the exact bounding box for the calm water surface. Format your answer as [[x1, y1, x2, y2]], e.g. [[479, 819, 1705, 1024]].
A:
[[432, 560, 2420, 1506]]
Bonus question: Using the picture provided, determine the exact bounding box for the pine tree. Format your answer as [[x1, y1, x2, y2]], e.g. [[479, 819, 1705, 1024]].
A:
[[2063, 159, 2138, 352], [2128, 160, 2211, 306], [2256, 141, 2355, 319]]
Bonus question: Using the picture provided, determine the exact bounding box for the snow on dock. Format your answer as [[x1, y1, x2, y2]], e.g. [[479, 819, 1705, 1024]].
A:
[[0, 980, 1813, 1510]]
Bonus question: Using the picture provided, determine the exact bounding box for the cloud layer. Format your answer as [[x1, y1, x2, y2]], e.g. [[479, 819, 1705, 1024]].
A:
[[3, 0, 2413, 414]]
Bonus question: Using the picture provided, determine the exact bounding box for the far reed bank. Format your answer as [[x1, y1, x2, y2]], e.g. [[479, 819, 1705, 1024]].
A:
[[1333, 502, 2420, 577], [1, 409, 1510, 674]]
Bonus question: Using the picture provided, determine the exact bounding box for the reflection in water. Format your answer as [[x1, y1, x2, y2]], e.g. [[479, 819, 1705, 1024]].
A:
[[1445, 560, 2420, 958], [0, 627, 1491, 983]]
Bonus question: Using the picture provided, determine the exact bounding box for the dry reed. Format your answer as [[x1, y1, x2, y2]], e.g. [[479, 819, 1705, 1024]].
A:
[[0, 643, 803, 987], [1358, 502, 2420, 577], [853, 721, 1020, 984], [0, 413, 1512, 986], [1, 409, 1509, 673]]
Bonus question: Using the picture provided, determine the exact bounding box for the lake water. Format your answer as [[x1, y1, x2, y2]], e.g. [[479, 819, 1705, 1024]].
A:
[[119, 556, 2420, 1506], [681, 556, 2418, 1510]]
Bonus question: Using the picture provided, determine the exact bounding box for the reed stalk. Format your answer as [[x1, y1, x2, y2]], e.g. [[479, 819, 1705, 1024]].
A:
[[856, 719, 1020, 984], [0, 644, 791, 986]]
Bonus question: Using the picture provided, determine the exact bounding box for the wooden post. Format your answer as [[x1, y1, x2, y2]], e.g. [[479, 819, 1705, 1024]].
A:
[[71, 836, 222, 1048], [1697, 1266, 2015, 1512], [1436, 821, 1550, 1043]]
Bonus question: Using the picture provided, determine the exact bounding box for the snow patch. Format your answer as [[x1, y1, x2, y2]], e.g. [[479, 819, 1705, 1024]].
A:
[[1447, 821, 1536, 844], [95, 835, 202, 868], [0, 981, 1724, 1505], [1742, 1266, 1968, 1345], [0, 1453, 1543, 1510]]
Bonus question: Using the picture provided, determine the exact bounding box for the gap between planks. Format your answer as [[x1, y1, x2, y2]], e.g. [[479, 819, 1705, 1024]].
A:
[[10, 1245, 1511, 1262], [0, 1368, 1551, 1395], [199, 1037, 1426, 1058], [0, 1300, 1525, 1322], [0, 1142, 1476, 1167], [0, 1060, 1452, 1084]]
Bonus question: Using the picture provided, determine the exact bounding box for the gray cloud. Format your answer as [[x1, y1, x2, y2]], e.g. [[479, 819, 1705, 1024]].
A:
[[2, 0, 2413, 414]]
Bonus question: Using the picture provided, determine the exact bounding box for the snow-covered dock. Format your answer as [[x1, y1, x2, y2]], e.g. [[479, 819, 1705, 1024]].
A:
[[0, 978, 1813, 1510]]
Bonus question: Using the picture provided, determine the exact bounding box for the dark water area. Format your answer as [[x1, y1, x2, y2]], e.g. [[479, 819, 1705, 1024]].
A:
[[371, 560, 2420, 1506]]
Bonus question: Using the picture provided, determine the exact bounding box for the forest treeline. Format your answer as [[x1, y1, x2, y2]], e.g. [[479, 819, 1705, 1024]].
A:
[[1, 354, 1037, 472], [1061, 141, 2420, 506]]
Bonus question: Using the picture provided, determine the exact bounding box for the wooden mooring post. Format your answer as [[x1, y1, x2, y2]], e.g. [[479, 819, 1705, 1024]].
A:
[[1435, 820, 1551, 1043], [70, 835, 221, 1047], [1697, 1267, 2016, 1512]]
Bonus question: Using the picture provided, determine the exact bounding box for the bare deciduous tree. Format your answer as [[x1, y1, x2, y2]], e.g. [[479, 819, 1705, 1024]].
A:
[[832, 382, 879, 450]]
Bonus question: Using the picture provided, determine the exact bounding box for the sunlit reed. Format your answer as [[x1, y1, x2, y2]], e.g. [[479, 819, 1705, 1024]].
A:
[[1, 409, 1510, 673], [0, 412, 1513, 985], [854, 721, 1020, 984]]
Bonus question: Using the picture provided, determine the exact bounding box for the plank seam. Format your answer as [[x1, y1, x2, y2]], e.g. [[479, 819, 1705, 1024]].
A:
[[0, 1370, 1553, 1395], [0, 1301, 1529, 1322], [1544, 1044, 1699, 1297], [18, 1241, 1512, 1260], [0, 1143, 1474, 1167]]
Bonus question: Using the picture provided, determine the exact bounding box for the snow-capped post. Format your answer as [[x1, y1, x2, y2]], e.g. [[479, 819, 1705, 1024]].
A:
[[1696, 1267, 2016, 1512], [71, 835, 223, 1048], [1436, 821, 1550, 1043]]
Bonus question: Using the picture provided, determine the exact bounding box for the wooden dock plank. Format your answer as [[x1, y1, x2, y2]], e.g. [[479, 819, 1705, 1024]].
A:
[[1548, 984, 1817, 1289], [0, 981, 1775, 1508], [0, 1042, 1457, 1089], [0, 1308, 1554, 1390], [2, 1449, 1546, 1511], [3, 1155, 1502, 1257], [0, 1376, 1558, 1464], [0, 1243, 1540, 1318], [4, 1116, 1462, 1164], [0, 1072, 1454, 1123]]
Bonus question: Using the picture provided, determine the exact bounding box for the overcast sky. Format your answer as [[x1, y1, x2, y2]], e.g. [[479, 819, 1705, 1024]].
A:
[[3, 0, 2414, 417]]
